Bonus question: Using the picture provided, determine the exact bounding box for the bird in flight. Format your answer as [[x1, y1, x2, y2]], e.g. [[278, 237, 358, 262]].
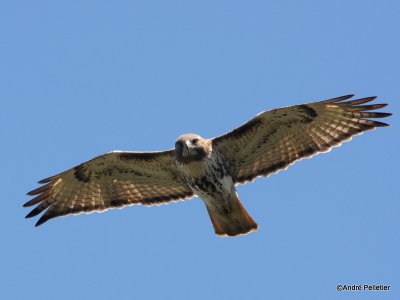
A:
[[25, 95, 391, 237]]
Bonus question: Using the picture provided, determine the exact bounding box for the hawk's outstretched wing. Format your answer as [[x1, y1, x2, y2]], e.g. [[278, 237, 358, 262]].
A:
[[24, 150, 194, 226], [212, 95, 391, 184]]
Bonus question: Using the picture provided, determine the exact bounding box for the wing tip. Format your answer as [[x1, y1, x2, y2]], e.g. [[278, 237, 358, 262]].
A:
[[28, 214, 52, 226], [25, 204, 50, 220], [26, 190, 37, 196], [37, 175, 59, 184], [372, 120, 391, 127], [364, 96, 378, 101], [338, 94, 355, 102], [320, 94, 355, 104], [25, 210, 38, 219], [35, 218, 47, 227], [38, 178, 51, 184]]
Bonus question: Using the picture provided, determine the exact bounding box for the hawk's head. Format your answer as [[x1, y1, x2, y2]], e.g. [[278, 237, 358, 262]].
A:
[[175, 134, 212, 163]]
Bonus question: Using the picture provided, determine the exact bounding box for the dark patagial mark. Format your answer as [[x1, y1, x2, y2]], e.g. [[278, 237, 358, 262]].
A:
[[298, 105, 318, 124], [119, 151, 172, 161], [213, 118, 263, 145], [74, 165, 91, 183], [228, 118, 262, 138], [120, 153, 152, 160]]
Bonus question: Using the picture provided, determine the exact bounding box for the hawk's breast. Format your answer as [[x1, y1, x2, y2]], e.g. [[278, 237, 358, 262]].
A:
[[176, 153, 233, 199]]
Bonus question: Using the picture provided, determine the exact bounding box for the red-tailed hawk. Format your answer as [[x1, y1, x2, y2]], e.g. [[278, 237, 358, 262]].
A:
[[25, 95, 391, 236]]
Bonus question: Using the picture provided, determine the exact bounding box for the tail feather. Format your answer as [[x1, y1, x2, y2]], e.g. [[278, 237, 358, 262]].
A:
[[206, 196, 258, 237]]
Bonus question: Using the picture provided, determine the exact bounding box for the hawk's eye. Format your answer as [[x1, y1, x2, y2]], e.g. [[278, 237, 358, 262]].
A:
[[192, 138, 199, 144]]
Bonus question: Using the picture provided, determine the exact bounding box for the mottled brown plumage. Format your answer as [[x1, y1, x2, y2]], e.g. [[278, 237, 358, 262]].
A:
[[25, 95, 391, 236]]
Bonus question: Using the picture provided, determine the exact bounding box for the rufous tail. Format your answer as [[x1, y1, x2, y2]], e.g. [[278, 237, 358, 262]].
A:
[[206, 196, 258, 237]]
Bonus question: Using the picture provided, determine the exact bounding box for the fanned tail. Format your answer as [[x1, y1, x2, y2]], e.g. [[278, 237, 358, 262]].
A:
[[206, 195, 258, 237]]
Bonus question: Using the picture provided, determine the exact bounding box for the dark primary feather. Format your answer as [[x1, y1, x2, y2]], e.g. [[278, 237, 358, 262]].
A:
[[25, 150, 194, 226], [212, 95, 391, 184]]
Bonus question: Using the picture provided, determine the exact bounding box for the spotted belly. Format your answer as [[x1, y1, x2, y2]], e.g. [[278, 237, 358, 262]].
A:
[[177, 153, 236, 212], [186, 173, 235, 213]]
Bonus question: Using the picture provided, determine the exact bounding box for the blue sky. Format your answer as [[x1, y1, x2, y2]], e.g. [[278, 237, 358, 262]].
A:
[[1, 1, 399, 299]]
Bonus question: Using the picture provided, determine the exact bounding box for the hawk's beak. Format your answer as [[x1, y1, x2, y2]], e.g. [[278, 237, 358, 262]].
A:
[[184, 140, 191, 149]]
